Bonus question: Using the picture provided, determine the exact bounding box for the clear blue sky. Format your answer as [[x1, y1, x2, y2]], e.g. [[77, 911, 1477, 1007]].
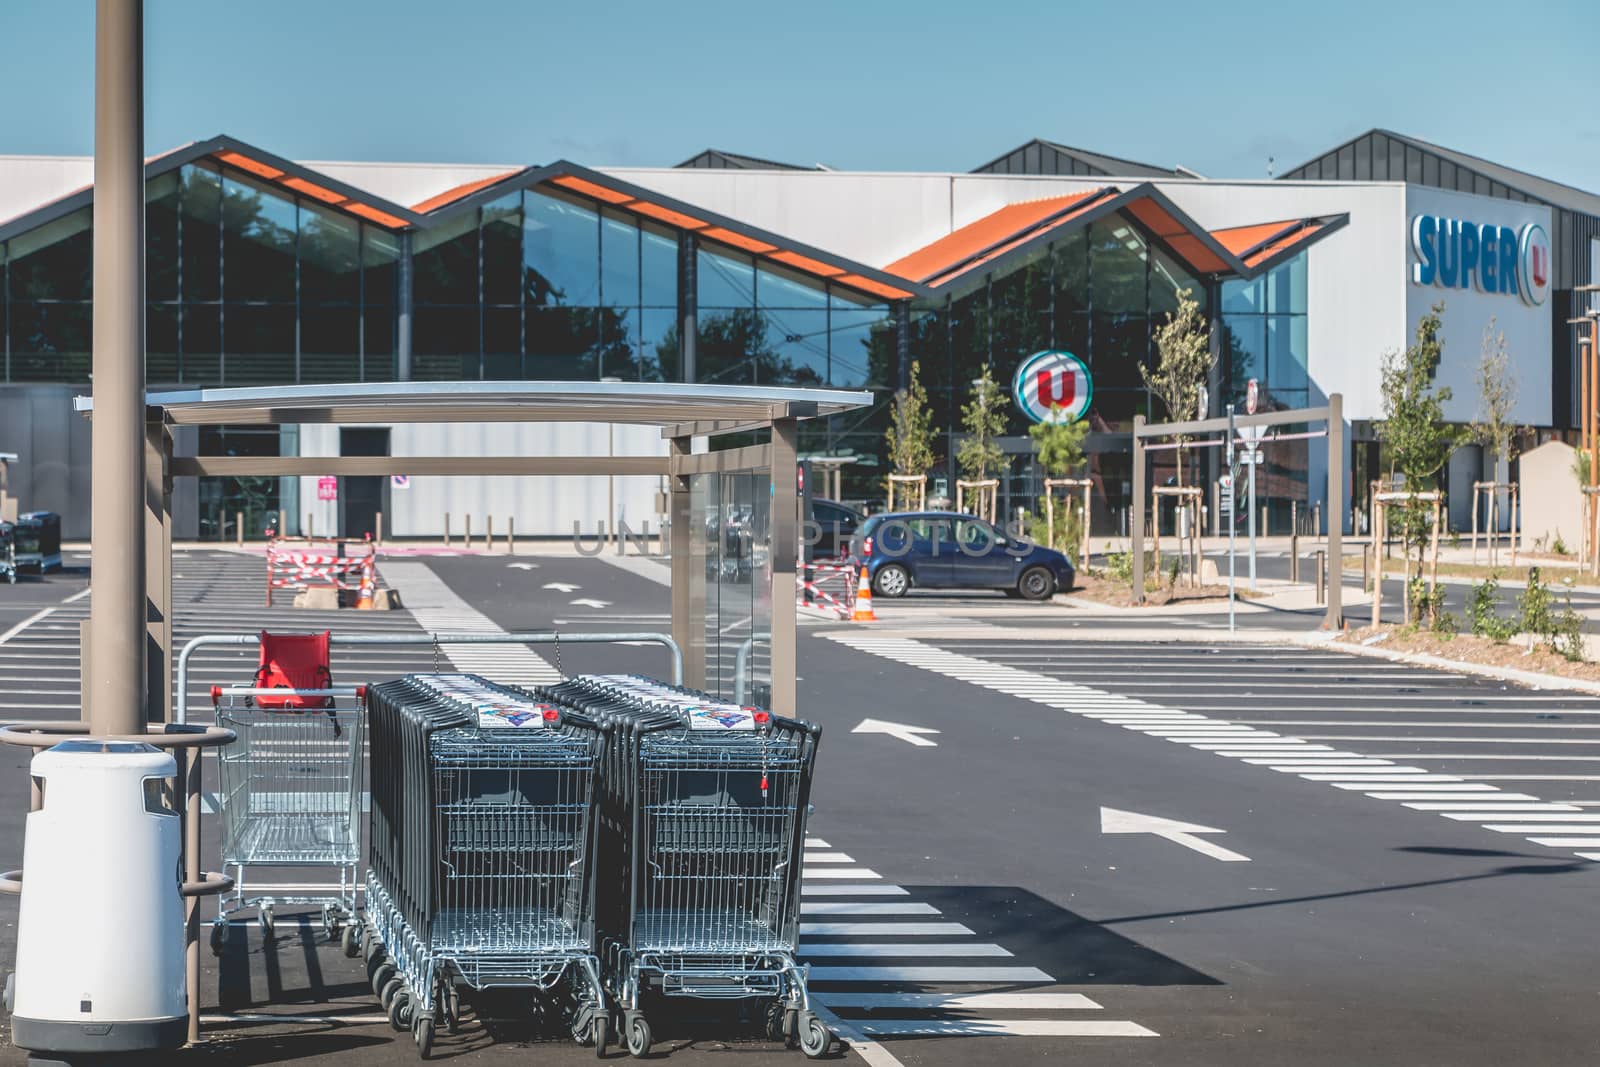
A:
[[2, 0, 1597, 191]]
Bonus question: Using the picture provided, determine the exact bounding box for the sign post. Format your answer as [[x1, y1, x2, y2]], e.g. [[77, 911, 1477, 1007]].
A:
[[1226, 404, 1236, 633], [1243, 380, 1260, 592]]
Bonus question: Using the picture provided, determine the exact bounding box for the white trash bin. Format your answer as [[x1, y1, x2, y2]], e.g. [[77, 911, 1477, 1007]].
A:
[[8, 740, 186, 1058]]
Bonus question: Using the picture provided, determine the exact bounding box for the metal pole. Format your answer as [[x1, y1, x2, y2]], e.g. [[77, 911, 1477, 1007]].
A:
[[1326, 392, 1344, 630], [1131, 415, 1146, 603], [87, 0, 146, 736], [1226, 405, 1236, 633], [1247, 443, 1258, 592], [770, 417, 799, 716]]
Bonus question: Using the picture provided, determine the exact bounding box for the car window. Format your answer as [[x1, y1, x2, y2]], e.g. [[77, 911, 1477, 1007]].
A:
[[906, 518, 952, 543], [955, 520, 1003, 551]]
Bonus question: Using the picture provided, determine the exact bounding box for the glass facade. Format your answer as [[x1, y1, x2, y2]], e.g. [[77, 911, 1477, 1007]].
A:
[[0, 161, 400, 387], [0, 155, 1315, 524], [1220, 253, 1309, 410]]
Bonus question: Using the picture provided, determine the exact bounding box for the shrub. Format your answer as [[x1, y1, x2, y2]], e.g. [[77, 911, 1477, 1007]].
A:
[[1467, 574, 1516, 642], [1552, 530, 1569, 557], [1105, 544, 1132, 584], [1518, 567, 1555, 638]]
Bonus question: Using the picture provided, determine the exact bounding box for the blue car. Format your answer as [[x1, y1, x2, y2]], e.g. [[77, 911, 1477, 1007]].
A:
[[849, 511, 1075, 601]]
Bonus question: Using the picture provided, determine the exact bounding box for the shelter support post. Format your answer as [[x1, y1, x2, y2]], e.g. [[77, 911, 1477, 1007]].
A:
[[145, 418, 172, 724], [669, 435, 703, 690], [1131, 416, 1146, 603], [1326, 393, 1343, 630], [769, 418, 799, 717]]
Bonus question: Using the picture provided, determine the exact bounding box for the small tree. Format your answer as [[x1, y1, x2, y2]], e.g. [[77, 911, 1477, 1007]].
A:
[[1377, 301, 1460, 622], [885, 359, 937, 479], [956, 365, 1008, 482], [1471, 317, 1521, 470], [1142, 288, 1213, 486], [1029, 418, 1088, 478], [1029, 417, 1090, 552]]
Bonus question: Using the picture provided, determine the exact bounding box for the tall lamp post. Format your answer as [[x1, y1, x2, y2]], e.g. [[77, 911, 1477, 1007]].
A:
[[1570, 285, 1599, 574]]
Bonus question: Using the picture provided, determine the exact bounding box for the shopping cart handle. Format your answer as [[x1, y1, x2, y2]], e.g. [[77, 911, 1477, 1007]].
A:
[[210, 685, 221, 706]]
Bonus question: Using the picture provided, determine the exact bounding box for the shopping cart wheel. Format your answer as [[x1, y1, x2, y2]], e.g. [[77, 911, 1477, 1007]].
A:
[[784, 1008, 800, 1048], [388, 989, 414, 1032], [625, 1013, 652, 1057], [258, 907, 275, 936], [591, 1015, 608, 1057], [413, 1013, 435, 1059], [799, 1014, 831, 1059], [444, 988, 461, 1034], [321, 905, 336, 939], [208, 922, 227, 957], [380, 977, 404, 1012], [340, 924, 360, 958], [763, 1000, 786, 1043], [372, 962, 397, 997]]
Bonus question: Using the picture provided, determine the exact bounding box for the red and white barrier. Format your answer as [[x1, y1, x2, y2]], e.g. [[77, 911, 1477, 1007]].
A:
[[797, 561, 859, 619], [266, 537, 377, 607]]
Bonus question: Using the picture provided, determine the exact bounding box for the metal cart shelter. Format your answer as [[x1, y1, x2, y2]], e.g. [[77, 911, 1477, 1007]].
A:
[[72, 379, 869, 1044]]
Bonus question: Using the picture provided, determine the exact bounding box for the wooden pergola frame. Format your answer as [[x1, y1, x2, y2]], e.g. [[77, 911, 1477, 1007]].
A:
[[1151, 485, 1204, 587], [1470, 480, 1519, 568], [1043, 477, 1092, 568], [1369, 487, 1443, 628], [955, 478, 999, 523], [886, 473, 927, 512]]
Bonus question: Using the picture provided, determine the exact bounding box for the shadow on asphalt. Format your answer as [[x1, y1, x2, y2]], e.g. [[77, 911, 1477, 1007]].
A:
[[1094, 853, 1591, 927], [905, 885, 1219, 987]]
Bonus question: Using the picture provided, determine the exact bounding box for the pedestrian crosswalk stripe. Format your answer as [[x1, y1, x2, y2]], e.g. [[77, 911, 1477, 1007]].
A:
[[801, 884, 905, 896], [800, 902, 938, 915], [808, 965, 1055, 983], [823, 993, 1101, 1011], [801, 943, 1013, 958], [801, 922, 974, 937], [854, 1019, 1158, 1038], [802, 868, 882, 880]]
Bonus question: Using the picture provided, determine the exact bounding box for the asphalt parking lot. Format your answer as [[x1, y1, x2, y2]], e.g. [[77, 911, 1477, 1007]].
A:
[[3, 549, 1600, 1065]]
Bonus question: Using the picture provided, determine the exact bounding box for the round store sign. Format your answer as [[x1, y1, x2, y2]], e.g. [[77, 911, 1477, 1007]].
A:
[[1519, 223, 1551, 306], [1013, 350, 1093, 424]]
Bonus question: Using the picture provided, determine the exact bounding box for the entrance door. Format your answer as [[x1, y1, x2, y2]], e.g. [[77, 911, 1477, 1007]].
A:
[[339, 428, 389, 540]]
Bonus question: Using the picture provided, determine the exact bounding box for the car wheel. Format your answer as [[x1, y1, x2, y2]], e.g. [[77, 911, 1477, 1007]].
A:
[[1017, 566, 1055, 601], [873, 564, 910, 598]]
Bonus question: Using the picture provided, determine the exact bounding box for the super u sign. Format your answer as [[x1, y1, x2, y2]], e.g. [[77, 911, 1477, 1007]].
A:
[[1013, 350, 1093, 424]]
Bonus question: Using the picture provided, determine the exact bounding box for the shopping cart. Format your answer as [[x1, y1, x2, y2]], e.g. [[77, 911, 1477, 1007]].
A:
[[362, 674, 608, 1059], [209, 631, 365, 951], [538, 675, 829, 1059], [0, 521, 15, 584]]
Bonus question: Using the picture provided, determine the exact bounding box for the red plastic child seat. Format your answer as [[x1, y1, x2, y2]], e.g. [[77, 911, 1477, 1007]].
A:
[[252, 630, 334, 710]]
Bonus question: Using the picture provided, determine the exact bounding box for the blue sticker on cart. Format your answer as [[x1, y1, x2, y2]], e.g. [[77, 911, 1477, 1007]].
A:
[[687, 705, 755, 731], [476, 703, 543, 728]]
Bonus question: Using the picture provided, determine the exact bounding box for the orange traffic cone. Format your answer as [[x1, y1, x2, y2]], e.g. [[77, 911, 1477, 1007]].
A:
[[850, 565, 877, 622], [355, 557, 375, 610]]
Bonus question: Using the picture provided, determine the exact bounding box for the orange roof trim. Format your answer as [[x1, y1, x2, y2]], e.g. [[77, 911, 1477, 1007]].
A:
[[834, 274, 913, 301], [282, 176, 347, 206], [884, 190, 1107, 284], [411, 170, 523, 213], [770, 250, 845, 277], [627, 200, 708, 230], [342, 201, 413, 229], [216, 151, 284, 180], [549, 175, 635, 204], [700, 227, 777, 255], [1210, 219, 1326, 268]]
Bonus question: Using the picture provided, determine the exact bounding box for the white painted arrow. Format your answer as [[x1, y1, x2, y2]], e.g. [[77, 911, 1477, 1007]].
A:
[[570, 597, 611, 609], [1100, 807, 1250, 862], [542, 582, 579, 592], [852, 718, 940, 747], [507, 562, 539, 570]]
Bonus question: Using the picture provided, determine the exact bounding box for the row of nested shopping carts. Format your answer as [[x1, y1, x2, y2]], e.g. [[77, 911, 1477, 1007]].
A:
[[354, 671, 827, 1060]]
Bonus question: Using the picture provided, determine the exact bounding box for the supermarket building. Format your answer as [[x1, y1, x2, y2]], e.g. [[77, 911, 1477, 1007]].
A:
[[0, 129, 1594, 539]]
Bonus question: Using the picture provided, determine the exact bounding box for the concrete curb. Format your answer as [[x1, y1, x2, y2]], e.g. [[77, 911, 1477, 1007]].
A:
[[1306, 633, 1600, 695]]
